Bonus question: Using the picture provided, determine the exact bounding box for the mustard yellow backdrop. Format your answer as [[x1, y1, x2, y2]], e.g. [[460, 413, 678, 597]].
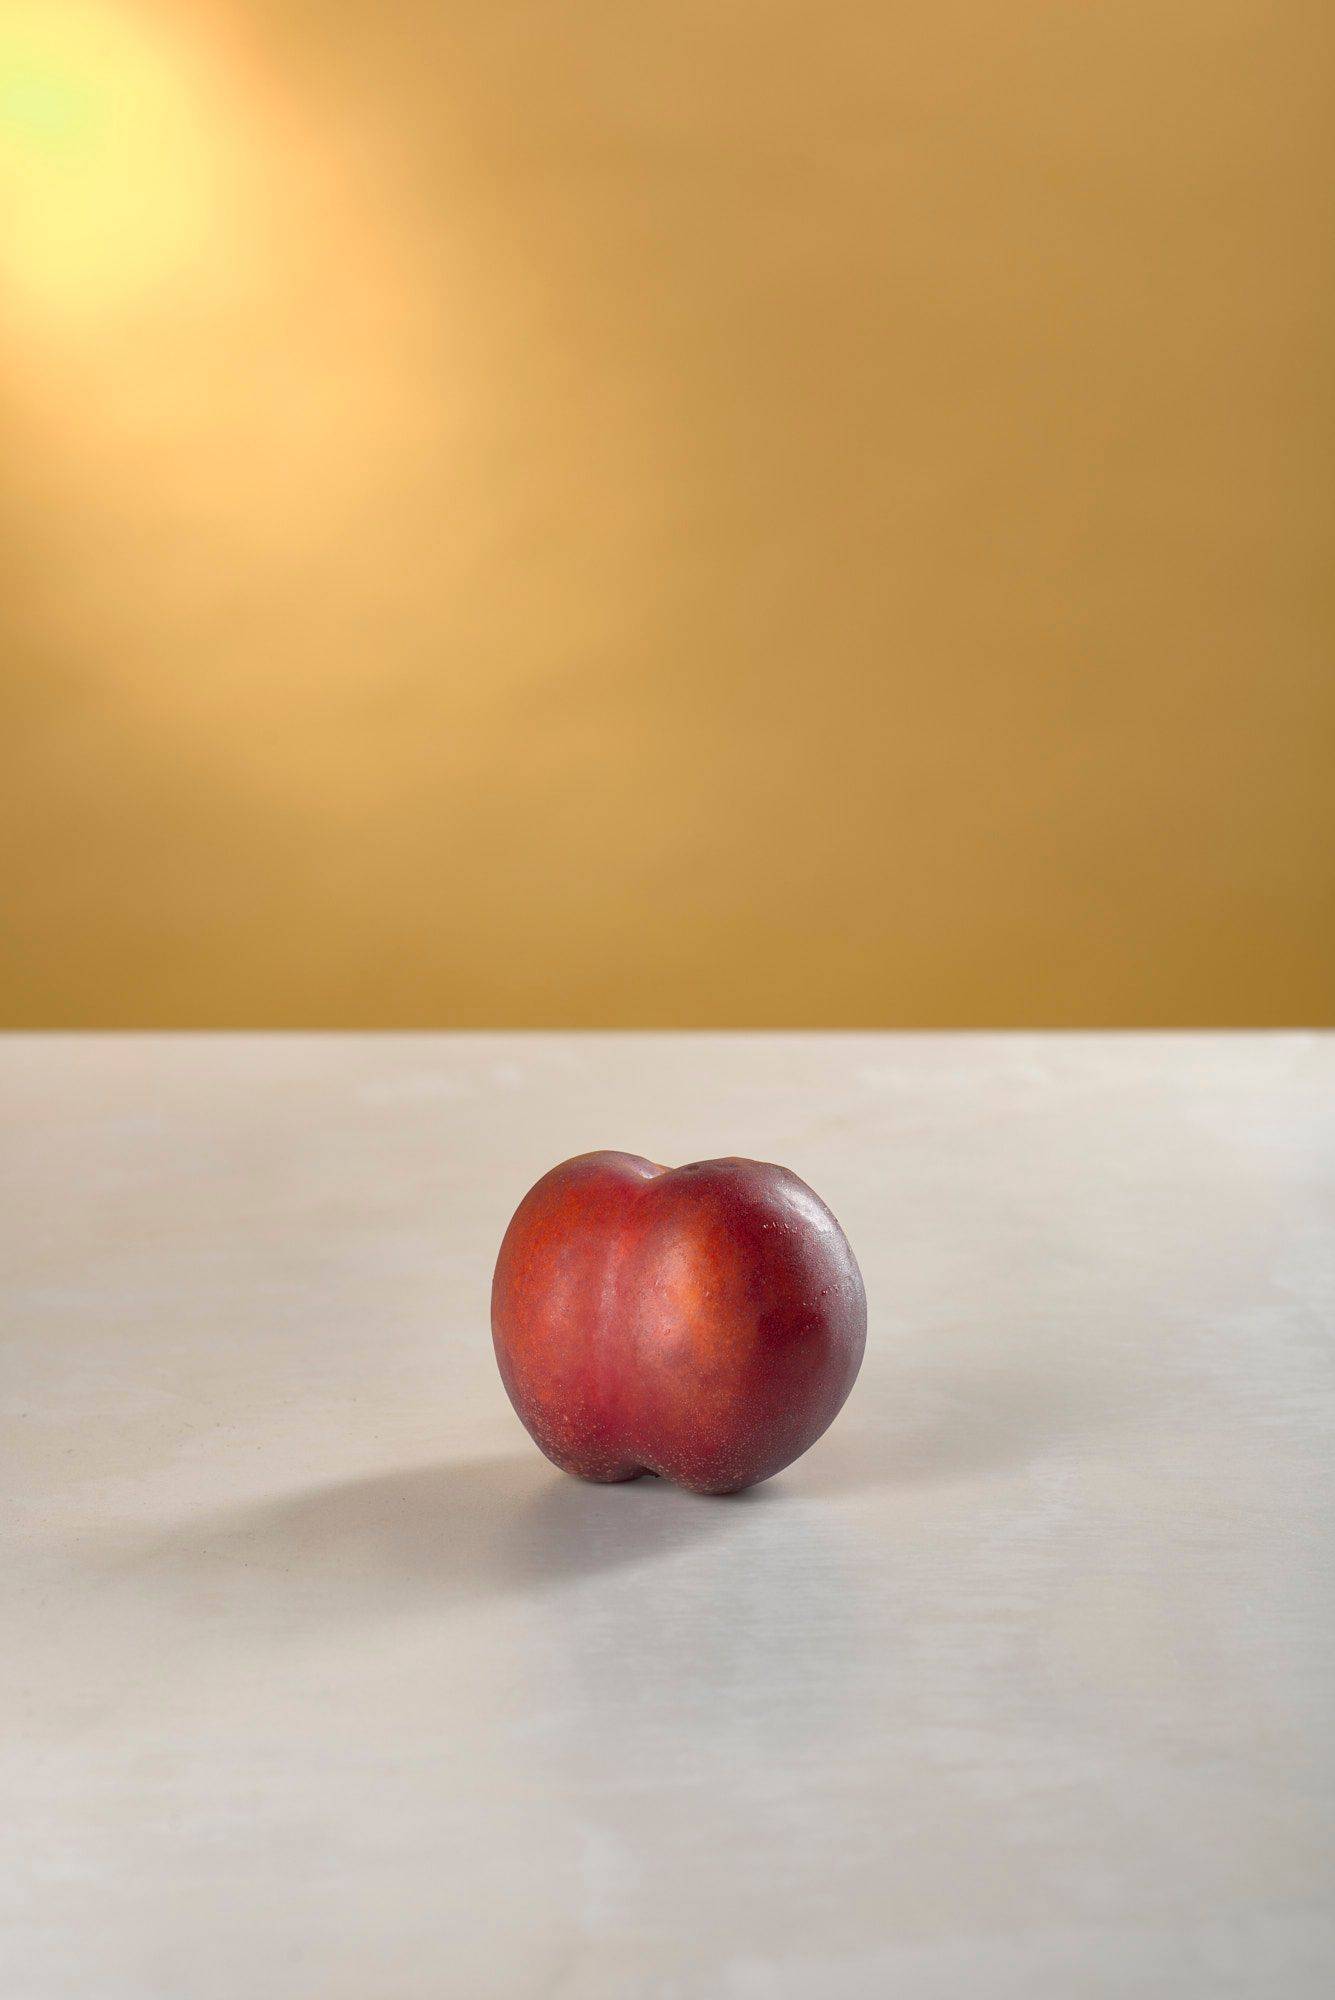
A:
[[2, 1, 1331, 1026]]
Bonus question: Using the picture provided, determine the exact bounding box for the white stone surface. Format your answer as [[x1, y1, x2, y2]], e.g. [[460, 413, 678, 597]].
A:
[[3, 1033, 1333, 1999]]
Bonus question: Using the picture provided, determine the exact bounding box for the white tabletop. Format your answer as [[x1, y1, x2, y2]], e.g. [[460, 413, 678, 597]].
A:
[[4, 1033, 1333, 1998]]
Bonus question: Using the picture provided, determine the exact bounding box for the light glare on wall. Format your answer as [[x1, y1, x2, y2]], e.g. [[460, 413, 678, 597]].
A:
[[0, 0, 227, 320]]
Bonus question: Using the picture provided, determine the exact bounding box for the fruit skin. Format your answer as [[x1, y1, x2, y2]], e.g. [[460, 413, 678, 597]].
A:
[[491, 1152, 866, 1495]]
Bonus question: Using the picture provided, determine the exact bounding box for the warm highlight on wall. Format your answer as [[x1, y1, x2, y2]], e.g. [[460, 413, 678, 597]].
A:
[[2, 1, 1331, 1027]]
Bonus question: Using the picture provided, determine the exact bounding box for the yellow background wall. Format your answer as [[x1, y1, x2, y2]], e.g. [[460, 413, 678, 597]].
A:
[[2, 1, 1331, 1026]]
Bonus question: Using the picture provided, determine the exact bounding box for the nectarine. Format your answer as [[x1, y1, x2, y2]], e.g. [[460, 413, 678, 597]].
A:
[[491, 1152, 865, 1494]]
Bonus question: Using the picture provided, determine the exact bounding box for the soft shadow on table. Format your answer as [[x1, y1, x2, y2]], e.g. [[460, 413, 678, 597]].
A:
[[113, 1354, 1126, 1618], [115, 1452, 758, 1618]]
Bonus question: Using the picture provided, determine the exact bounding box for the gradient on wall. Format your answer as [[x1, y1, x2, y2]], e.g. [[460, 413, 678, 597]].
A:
[[1, 1, 1332, 1026]]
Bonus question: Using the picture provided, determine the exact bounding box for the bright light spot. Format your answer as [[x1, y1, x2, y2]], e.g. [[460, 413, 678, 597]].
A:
[[0, 0, 230, 319], [0, 61, 101, 144]]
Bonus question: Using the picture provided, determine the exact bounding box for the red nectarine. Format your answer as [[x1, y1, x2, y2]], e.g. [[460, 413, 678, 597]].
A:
[[491, 1153, 865, 1495]]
